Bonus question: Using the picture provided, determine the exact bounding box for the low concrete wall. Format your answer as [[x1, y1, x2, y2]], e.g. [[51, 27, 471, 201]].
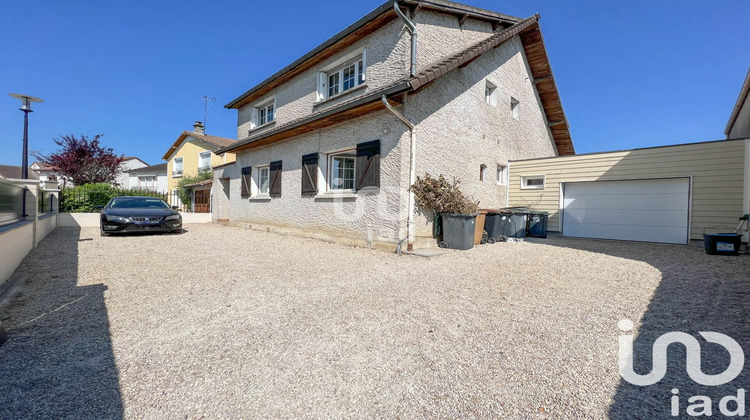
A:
[[182, 213, 212, 224], [36, 213, 57, 244], [58, 213, 100, 228], [58, 212, 212, 227], [0, 221, 34, 287]]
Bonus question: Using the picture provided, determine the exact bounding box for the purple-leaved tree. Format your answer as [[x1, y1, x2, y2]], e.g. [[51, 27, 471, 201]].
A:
[[33, 134, 124, 185]]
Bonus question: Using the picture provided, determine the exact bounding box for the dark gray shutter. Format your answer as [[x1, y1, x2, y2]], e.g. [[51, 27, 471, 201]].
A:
[[301, 153, 318, 195], [269, 160, 282, 197], [356, 140, 380, 190], [241, 166, 252, 197]]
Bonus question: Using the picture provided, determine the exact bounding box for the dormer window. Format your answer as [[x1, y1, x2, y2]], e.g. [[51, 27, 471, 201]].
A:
[[250, 98, 276, 130], [318, 50, 366, 101]]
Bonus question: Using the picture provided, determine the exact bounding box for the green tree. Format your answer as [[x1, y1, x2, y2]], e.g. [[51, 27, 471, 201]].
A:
[[176, 169, 213, 209]]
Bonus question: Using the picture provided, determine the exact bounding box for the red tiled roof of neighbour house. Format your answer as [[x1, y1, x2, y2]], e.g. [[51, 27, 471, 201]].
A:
[[219, 9, 574, 156], [161, 131, 236, 161]]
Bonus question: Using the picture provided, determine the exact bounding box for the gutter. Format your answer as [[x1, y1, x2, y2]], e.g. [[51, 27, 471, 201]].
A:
[[393, 2, 417, 77], [382, 95, 417, 252]]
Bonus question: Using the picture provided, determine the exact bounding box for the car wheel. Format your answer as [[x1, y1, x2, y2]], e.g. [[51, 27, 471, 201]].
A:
[[100, 229, 109, 237]]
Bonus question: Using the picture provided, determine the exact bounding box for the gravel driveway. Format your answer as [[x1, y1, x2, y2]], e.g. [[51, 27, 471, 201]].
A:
[[1, 224, 749, 418]]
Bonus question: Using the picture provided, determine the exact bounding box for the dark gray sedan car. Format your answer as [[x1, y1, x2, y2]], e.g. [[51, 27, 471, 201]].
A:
[[100, 196, 182, 236]]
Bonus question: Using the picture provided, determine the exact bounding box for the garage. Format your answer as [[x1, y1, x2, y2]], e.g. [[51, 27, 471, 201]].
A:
[[508, 138, 748, 243], [562, 178, 690, 244]]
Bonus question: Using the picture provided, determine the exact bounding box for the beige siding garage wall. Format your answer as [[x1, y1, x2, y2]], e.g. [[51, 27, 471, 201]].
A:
[[509, 139, 747, 240]]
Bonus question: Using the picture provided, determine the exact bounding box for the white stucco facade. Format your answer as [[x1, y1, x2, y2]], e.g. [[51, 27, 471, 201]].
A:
[[219, 5, 560, 250]]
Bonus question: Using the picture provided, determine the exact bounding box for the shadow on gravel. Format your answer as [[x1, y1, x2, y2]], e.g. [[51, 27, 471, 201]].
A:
[[530, 235, 750, 419], [0, 227, 123, 419]]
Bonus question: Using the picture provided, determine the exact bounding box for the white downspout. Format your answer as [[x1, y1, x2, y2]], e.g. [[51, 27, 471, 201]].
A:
[[382, 95, 416, 251], [393, 1, 417, 77]]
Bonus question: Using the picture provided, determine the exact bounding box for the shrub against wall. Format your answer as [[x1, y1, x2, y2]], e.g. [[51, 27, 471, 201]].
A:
[[61, 183, 167, 213], [410, 173, 479, 214]]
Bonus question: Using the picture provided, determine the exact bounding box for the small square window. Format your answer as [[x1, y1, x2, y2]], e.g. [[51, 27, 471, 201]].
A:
[[521, 175, 545, 189], [251, 99, 275, 130]]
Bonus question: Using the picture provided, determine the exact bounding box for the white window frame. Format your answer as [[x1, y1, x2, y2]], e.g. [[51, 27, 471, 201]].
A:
[[497, 165, 508, 186], [317, 49, 366, 102], [173, 157, 183, 177], [249, 97, 276, 130], [254, 165, 271, 196], [198, 151, 212, 171], [319, 147, 357, 194], [511, 97, 520, 120], [521, 175, 545, 190]]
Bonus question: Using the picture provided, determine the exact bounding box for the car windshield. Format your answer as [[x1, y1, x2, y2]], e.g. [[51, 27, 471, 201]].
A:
[[109, 197, 171, 209]]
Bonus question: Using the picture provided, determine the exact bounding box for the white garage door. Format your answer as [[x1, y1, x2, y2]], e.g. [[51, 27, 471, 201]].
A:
[[562, 178, 690, 244]]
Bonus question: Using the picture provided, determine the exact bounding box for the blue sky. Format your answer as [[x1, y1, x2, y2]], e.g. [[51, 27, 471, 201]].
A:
[[1, 0, 748, 166]]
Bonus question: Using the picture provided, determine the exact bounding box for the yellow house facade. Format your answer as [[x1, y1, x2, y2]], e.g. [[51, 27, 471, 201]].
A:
[[162, 122, 236, 199]]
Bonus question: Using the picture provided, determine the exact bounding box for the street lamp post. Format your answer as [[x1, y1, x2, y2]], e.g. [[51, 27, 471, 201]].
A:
[[8, 93, 44, 179]]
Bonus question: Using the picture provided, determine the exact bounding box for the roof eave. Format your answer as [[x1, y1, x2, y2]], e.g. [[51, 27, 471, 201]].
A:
[[224, 0, 523, 110], [218, 82, 412, 154], [725, 67, 750, 137]]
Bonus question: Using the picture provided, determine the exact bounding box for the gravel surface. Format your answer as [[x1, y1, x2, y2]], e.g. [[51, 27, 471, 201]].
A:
[[1, 224, 749, 419]]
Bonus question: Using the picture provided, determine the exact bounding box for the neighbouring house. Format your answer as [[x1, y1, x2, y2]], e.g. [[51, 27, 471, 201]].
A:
[[162, 121, 236, 207], [508, 67, 750, 244], [126, 163, 168, 193], [115, 157, 149, 188], [0, 165, 39, 181], [29, 162, 64, 188], [212, 0, 573, 250]]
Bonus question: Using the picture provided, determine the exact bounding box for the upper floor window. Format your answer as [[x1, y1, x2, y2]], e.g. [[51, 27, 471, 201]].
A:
[[173, 157, 183, 177], [198, 151, 211, 170], [511, 97, 520, 120], [485, 80, 497, 106], [250, 98, 276, 130], [318, 50, 366, 101]]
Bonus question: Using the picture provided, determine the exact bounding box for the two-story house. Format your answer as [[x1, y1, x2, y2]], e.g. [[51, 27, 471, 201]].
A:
[[213, 0, 574, 250], [162, 121, 236, 206]]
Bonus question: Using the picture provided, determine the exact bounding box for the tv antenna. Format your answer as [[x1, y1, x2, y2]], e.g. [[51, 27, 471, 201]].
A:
[[196, 95, 216, 129]]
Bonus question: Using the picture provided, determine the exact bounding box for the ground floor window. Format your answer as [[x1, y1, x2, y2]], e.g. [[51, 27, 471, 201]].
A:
[[328, 151, 356, 191], [258, 165, 270, 195]]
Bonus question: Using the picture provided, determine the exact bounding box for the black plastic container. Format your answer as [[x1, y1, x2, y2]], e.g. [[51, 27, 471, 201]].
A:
[[484, 211, 510, 243], [439, 213, 477, 250], [703, 233, 741, 256], [528, 212, 549, 238]]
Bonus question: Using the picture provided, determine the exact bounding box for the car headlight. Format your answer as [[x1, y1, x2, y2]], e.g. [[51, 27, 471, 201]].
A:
[[165, 214, 181, 221], [105, 215, 130, 223]]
